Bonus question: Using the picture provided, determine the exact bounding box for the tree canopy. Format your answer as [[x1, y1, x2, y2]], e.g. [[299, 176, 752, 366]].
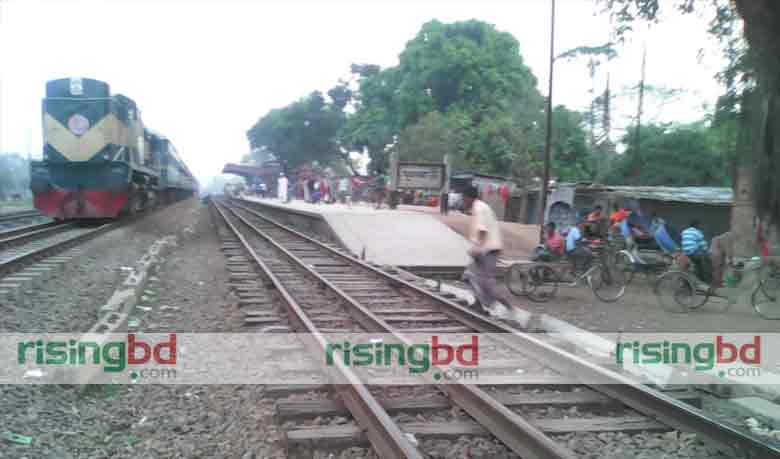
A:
[[245, 19, 604, 185], [246, 20, 595, 182], [246, 89, 355, 173], [344, 20, 546, 176], [602, 123, 729, 187]]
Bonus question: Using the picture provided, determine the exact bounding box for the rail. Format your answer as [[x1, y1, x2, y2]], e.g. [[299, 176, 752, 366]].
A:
[[227, 198, 780, 459]]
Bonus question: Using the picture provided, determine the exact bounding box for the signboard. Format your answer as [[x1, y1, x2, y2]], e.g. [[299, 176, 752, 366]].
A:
[[396, 162, 445, 190]]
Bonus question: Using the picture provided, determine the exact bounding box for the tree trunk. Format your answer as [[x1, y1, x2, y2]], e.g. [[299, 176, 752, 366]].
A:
[[734, 0, 780, 225], [731, 165, 757, 258]]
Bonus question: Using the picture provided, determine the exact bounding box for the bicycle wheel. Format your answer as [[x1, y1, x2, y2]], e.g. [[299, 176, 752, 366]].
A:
[[751, 276, 780, 320], [654, 271, 706, 313], [526, 264, 558, 303], [612, 250, 635, 285], [588, 264, 627, 303], [505, 263, 530, 297]]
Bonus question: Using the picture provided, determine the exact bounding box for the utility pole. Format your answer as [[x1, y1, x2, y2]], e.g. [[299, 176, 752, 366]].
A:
[[538, 0, 556, 244], [634, 43, 647, 179]]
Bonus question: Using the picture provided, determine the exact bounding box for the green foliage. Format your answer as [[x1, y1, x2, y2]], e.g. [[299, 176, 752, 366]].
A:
[[557, 43, 617, 62], [396, 111, 464, 167], [602, 123, 729, 186], [549, 106, 595, 182], [393, 20, 540, 126], [599, 0, 780, 224], [343, 20, 545, 175], [246, 90, 348, 172], [247, 19, 596, 185]]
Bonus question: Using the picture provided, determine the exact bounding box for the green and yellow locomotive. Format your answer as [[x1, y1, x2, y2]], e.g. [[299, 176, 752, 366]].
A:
[[30, 77, 196, 219]]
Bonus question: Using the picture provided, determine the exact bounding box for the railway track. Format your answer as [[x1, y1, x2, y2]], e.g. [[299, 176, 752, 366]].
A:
[[0, 209, 43, 225], [0, 220, 70, 247], [0, 222, 115, 278], [212, 198, 779, 459]]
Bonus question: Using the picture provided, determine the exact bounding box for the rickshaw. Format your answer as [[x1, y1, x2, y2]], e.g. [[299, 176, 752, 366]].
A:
[[505, 235, 629, 303], [654, 254, 780, 319]]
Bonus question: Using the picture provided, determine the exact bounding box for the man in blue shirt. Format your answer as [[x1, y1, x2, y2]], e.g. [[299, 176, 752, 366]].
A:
[[681, 219, 712, 283], [565, 221, 592, 273]]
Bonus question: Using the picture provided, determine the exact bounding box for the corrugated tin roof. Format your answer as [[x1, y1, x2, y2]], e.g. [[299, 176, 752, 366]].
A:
[[451, 171, 514, 182], [576, 185, 733, 205]]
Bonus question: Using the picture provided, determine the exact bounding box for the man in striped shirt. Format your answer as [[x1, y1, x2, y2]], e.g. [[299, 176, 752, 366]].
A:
[[681, 220, 712, 283]]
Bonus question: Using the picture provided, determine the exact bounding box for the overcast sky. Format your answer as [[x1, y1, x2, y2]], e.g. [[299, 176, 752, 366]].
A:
[[0, 0, 726, 184]]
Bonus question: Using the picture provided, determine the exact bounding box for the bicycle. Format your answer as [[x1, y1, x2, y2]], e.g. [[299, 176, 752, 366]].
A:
[[613, 244, 676, 286], [654, 255, 780, 319], [505, 242, 629, 303]]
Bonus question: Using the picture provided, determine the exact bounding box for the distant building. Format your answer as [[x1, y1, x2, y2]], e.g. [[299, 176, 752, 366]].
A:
[[222, 161, 285, 188], [516, 183, 733, 239]]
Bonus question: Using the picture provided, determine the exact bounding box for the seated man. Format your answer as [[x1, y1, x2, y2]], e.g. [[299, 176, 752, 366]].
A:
[[534, 222, 565, 261], [566, 221, 593, 274], [609, 204, 630, 229], [584, 205, 606, 239], [587, 205, 603, 222], [681, 219, 712, 283]]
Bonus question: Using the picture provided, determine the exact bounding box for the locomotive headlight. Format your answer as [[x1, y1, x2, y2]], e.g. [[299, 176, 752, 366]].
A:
[[69, 77, 83, 96], [67, 114, 90, 136]]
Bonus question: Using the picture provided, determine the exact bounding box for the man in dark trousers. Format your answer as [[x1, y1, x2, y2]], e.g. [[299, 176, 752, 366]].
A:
[[440, 186, 449, 215], [461, 185, 523, 322]]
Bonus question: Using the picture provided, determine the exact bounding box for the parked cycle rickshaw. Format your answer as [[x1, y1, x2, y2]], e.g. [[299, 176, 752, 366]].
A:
[[505, 238, 629, 303], [654, 255, 780, 319], [611, 233, 677, 285]]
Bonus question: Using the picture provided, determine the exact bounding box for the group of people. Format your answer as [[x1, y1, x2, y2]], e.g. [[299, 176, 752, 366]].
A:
[[538, 200, 770, 288], [300, 176, 332, 204], [255, 170, 390, 209]]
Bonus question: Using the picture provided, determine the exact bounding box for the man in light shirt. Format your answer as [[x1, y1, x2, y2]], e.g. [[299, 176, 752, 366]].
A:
[[565, 220, 592, 273], [462, 185, 517, 319], [338, 176, 351, 206], [277, 173, 289, 203]]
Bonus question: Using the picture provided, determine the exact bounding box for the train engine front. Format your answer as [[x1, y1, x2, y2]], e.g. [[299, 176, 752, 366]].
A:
[[31, 77, 158, 219]]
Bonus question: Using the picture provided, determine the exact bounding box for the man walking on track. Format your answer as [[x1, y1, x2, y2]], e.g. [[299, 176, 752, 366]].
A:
[[462, 185, 522, 321], [277, 173, 289, 203]]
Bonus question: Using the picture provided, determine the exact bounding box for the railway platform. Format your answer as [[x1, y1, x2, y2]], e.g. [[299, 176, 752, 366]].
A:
[[239, 197, 471, 269]]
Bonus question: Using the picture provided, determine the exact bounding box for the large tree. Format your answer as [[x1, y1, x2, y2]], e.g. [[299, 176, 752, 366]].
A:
[[343, 20, 545, 175], [246, 90, 352, 172]]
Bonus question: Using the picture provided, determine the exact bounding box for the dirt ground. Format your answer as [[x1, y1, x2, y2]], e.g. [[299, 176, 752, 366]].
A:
[[0, 200, 285, 459], [505, 278, 780, 333], [401, 204, 780, 332]]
